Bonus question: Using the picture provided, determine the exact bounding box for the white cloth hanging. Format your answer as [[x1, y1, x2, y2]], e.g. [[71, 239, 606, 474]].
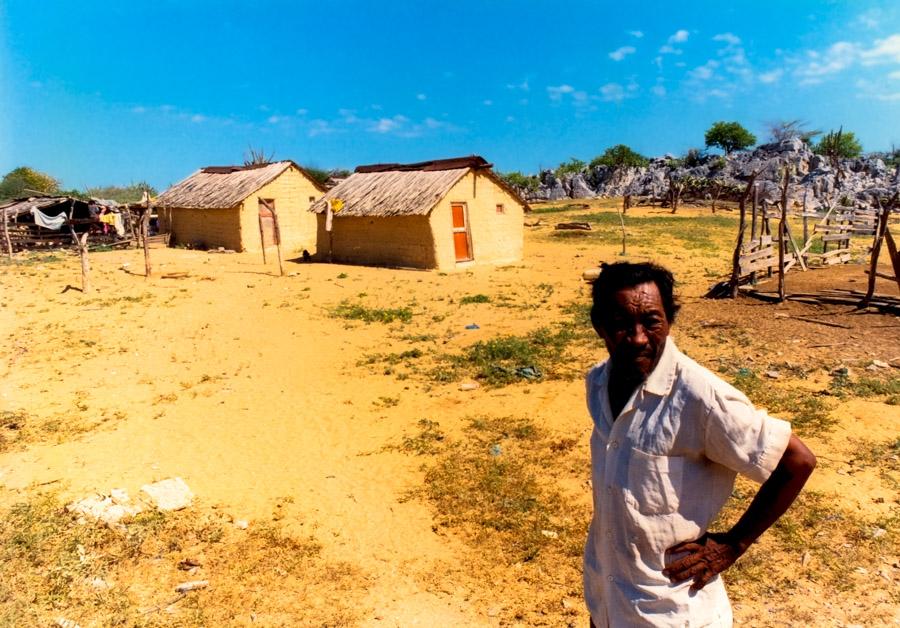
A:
[[30, 206, 67, 230]]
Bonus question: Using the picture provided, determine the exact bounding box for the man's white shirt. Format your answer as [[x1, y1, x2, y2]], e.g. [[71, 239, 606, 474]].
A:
[[584, 338, 791, 627]]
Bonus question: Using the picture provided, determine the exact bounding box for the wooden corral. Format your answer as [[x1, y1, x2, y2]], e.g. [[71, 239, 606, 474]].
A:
[[310, 156, 528, 271]]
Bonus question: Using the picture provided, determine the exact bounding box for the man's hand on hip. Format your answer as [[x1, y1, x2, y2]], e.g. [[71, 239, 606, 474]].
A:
[[663, 532, 742, 591]]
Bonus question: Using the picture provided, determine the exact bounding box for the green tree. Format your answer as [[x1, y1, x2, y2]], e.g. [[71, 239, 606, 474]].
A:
[[704, 121, 756, 155], [814, 128, 863, 159], [500, 171, 539, 192], [589, 144, 649, 169], [555, 157, 586, 176], [85, 182, 158, 203], [0, 166, 61, 200]]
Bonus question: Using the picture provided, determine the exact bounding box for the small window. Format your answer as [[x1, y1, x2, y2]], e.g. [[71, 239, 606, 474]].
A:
[[496, 203, 505, 215]]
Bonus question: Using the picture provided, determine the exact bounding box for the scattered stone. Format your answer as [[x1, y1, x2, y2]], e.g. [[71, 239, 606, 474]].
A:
[[801, 551, 811, 567], [872, 359, 889, 369], [55, 619, 81, 628], [872, 527, 887, 539], [235, 519, 249, 530], [141, 477, 194, 511], [541, 529, 559, 539], [67, 490, 143, 527], [487, 606, 501, 617], [854, 567, 869, 575], [765, 370, 780, 379], [178, 558, 202, 571], [90, 577, 112, 590], [458, 381, 480, 391], [175, 580, 209, 593]]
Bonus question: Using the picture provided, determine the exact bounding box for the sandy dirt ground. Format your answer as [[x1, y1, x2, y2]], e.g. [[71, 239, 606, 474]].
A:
[[1, 204, 898, 626]]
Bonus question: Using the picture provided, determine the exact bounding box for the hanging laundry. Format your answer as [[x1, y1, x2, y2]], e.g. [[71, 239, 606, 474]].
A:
[[112, 213, 125, 236], [30, 206, 67, 230]]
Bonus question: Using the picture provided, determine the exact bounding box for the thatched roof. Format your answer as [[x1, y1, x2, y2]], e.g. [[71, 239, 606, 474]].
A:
[[310, 156, 528, 217], [1, 196, 102, 220], [156, 161, 326, 209]]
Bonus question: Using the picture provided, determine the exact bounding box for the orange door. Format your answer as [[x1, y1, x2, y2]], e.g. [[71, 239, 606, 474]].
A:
[[451, 203, 472, 262]]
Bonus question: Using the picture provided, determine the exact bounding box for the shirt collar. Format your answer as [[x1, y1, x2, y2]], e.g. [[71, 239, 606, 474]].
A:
[[642, 336, 678, 396]]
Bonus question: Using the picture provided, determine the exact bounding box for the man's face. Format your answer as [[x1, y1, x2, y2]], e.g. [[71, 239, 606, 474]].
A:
[[594, 281, 670, 380]]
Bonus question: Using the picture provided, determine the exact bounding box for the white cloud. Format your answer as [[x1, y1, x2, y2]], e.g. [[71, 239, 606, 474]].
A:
[[339, 108, 360, 124], [547, 84, 575, 100], [669, 29, 689, 44], [651, 84, 666, 96], [758, 69, 783, 83], [131, 106, 146, 114], [371, 118, 399, 133], [659, 45, 682, 55], [506, 79, 529, 91], [190, 114, 207, 123], [713, 33, 741, 46], [797, 41, 859, 81], [890, 70, 900, 80], [689, 60, 720, 80], [296, 108, 308, 115], [628, 30, 644, 38], [307, 119, 336, 137], [860, 34, 900, 65], [855, 9, 883, 30], [416, 93, 427, 100], [708, 88, 729, 99], [483, 99, 493, 106], [267, 115, 283, 124], [505, 115, 515, 122], [609, 46, 636, 61], [599, 82, 638, 103]]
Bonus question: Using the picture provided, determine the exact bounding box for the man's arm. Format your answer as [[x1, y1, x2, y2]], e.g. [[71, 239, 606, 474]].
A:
[[663, 434, 816, 590]]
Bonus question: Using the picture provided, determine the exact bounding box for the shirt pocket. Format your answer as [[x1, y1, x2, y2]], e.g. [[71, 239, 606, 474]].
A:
[[625, 448, 685, 516]]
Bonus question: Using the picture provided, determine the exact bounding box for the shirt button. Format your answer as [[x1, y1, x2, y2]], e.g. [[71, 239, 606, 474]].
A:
[[610, 441, 619, 449], [607, 575, 614, 582], [606, 486, 613, 494], [606, 530, 613, 538]]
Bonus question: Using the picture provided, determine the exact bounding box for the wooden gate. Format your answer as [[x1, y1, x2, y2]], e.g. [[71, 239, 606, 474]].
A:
[[451, 203, 472, 262]]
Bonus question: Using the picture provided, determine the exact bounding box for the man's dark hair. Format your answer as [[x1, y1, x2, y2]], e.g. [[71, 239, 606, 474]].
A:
[[590, 261, 680, 329]]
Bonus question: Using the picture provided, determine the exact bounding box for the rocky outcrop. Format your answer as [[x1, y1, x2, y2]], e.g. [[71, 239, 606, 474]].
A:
[[522, 140, 899, 209]]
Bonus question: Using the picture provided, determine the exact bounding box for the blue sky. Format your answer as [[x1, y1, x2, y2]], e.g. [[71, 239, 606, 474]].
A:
[[2, 0, 899, 191]]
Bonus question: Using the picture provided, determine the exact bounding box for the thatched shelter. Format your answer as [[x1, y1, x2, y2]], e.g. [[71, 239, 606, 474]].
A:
[[310, 156, 527, 270], [156, 161, 326, 253], [0, 196, 131, 251]]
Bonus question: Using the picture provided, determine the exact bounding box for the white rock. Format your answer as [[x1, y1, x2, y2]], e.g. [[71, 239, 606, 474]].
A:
[[67, 494, 142, 526], [234, 519, 249, 530], [872, 527, 887, 539], [458, 381, 480, 391], [90, 577, 112, 590], [872, 359, 889, 368], [541, 529, 559, 539], [141, 477, 194, 511]]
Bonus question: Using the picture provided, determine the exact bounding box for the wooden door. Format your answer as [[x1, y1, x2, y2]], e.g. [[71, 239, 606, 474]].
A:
[[258, 199, 278, 246], [451, 203, 472, 262]]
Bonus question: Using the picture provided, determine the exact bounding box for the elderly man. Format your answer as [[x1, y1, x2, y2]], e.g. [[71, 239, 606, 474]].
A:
[[583, 262, 816, 627]]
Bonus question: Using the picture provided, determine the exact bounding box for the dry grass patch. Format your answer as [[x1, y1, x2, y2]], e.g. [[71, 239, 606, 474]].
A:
[[400, 416, 589, 625], [0, 491, 366, 626], [716, 480, 899, 625]]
